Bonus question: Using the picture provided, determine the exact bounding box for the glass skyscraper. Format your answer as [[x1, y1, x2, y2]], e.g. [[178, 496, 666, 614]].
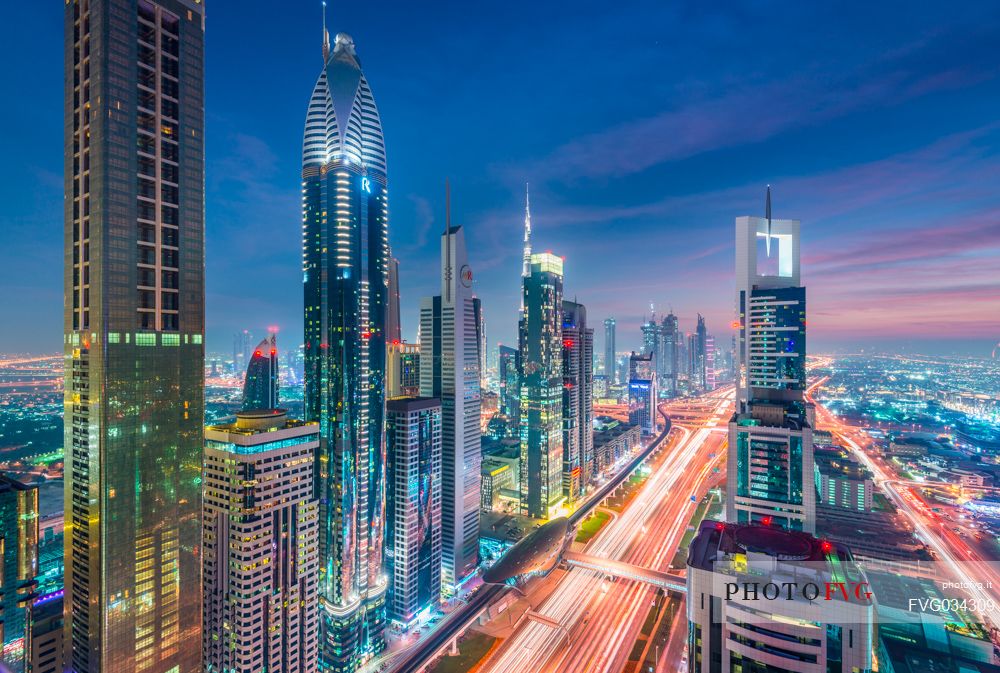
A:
[[64, 1, 205, 671], [385, 398, 442, 624], [519, 253, 565, 519], [727, 198, 815, 533], [561, 301, 593, 503], [602, 318, 616, 384], [241, 334, 278, 411], [0, 475, 38, 673], [302, 30, 390, 671]]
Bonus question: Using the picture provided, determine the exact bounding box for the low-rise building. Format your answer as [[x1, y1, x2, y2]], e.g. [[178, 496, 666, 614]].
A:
[[481, 459, 515, 511], [687, 521, 875, 673], [814, 446, 874, 512]]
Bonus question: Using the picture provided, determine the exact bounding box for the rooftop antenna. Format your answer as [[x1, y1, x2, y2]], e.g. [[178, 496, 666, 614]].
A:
[[521, 183, 532, 278], [321, 1, 330, 62], [765, 184, 773, 257]]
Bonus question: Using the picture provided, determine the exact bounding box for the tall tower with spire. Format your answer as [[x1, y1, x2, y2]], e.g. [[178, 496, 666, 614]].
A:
[[302, 17, 390, 671], [521, 183, 532, 278]]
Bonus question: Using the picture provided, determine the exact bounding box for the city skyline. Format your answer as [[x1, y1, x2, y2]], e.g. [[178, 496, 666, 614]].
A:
[[3, 2, 1000, 357]]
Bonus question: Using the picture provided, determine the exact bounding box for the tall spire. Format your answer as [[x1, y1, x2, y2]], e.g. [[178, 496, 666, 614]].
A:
[[321, 1, 330, 62], [521, 182, 532, 278], [765, 184, 772, 256]]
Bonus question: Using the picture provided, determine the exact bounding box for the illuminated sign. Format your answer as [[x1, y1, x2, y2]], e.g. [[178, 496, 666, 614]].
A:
[[460, 265, 473, 287], [362, 176, 371, 193]]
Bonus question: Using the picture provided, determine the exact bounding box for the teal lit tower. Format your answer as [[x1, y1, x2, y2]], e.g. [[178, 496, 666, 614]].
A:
[[519, 253, 565, 519], [0, 475, 38, 673], [302, 25, 390, 671], [64, 2, 205, 672]]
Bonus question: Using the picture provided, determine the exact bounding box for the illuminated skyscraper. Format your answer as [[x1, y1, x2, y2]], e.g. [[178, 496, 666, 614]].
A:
[[419, 223, 482, 592], [203, 411, 319, 673], [694, 313, 707, 391], [385, 398, 442, 623], [603, 318, 616, 384], [63, 1, 204, 671], [727, 190, 815, 533], [498, 345, 520, 438], [562, 301, 593, 502], [519, 253, 565, 519], [473, 296, 487, 390], [241, 334, 278, 411], [628, 352, 656, 435], [661, 311, 679, 397], [302, 28, 390, 670], [0, 475, 38, 673]]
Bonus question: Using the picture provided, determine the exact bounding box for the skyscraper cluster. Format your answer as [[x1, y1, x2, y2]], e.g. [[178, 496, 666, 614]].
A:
[[629, 308, 716, 399]]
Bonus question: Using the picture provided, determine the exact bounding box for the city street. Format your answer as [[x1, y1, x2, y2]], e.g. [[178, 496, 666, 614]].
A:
[[477, 387, 734, 673]]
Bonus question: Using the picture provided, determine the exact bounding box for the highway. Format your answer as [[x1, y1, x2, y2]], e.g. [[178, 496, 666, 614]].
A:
[[478, 387, 734, 673], [387, 396, 683, 673], [809, 380, 1000, 630]]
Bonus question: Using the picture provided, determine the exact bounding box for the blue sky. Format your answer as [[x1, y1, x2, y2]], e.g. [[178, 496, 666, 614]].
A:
[[2, 1, 999, 357]]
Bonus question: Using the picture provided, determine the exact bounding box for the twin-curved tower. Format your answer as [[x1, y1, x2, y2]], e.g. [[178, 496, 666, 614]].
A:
[[302, 30, 390, 672]]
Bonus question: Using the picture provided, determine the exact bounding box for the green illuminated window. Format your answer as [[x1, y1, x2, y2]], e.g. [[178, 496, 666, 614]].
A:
[[136, 333, 156, 346]]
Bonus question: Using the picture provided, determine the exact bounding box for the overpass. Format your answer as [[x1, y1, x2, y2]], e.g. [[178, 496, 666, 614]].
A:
[[562, 551, 687, 594], [387, 409, 675, 673]]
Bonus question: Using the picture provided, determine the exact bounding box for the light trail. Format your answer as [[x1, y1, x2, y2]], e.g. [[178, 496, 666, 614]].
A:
[[479, 387, 734, 673]]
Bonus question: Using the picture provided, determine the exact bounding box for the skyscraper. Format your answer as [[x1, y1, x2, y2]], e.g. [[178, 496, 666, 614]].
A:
[[64, 2, 205, 671], [562, 301, 593, 502], [694, 313, 708, 390], [727, 190, 815, 533], [302, 28, 390, 670], [0, 475, 38, 673], [385, 398, 442, 623], [498, 345, 520, 438], [628, 352, 657, 435], [519, 253, 565, 519], [203, 411, 319, 673], [661, 311, 679, 397], [473, 296, 487, 391], [241, 334, 278, 410], [602, 317, 616, 384], [419, 222, 482, 593]]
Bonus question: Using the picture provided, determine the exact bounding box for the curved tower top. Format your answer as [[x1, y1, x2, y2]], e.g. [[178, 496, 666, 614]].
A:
[[303, 32, 387, 178]]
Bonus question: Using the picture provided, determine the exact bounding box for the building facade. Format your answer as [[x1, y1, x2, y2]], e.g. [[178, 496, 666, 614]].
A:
[[628, 352, 657, 435], [727, 196, 815, 533], [63, 2, 205, 671], [242, 334, 278, 410], [419, 225, 482, 593], [519, 253, 565, 519], [686, 521, 874, 673], [562, 301, 593, 503], [0, 476, 38, 673], [385, 398, 442, 624], [661, 312, 679, 397], [302, 30, 390, 669], [498, 345, 520, 439], [603, 318, 616, 385], [203, 411, 319, 673]]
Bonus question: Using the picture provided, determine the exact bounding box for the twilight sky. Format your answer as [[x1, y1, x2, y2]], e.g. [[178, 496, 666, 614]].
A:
[[2, 1, 999, 357]]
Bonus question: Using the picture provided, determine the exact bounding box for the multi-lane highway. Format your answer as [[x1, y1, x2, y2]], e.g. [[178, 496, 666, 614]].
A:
[[477, 387, 734, 673]]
